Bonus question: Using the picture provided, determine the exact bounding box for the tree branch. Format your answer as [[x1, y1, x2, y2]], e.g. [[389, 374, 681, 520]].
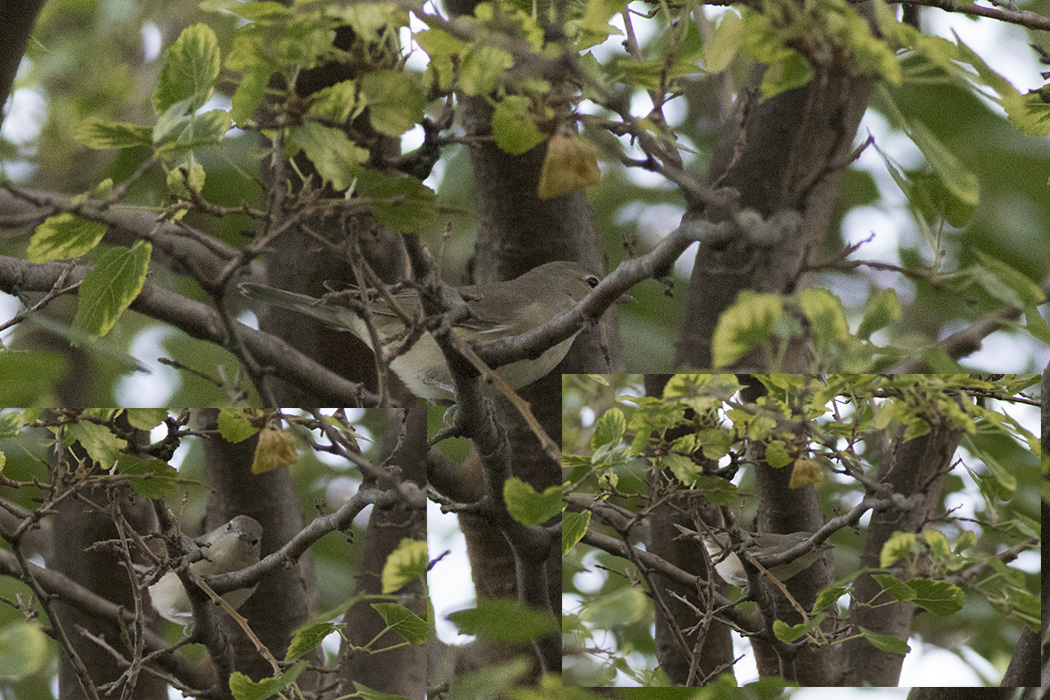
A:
[[890, 0, 1050, 30], [887, 273, 1050, 373], [0, 255, 379, 406]]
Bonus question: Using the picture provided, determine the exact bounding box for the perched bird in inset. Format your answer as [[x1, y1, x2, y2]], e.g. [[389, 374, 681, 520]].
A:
[[148, 515, 263, 624]]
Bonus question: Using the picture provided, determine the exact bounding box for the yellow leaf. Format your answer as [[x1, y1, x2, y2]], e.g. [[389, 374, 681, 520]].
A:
[[788, 458, 822, 489], [537, 133, 600, 200], [251, 428, 298, 474]]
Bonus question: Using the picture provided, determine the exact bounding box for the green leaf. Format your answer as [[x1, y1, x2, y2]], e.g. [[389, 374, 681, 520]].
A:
[[0, 411, 28, 439], [75, 119, 152, 150], [909, 171, 974, 228], [350, 682, 415, 700], [660, 453, 697, 485], [229, 660, 307, 700], [797, 288, 850, 350], [290, 123, 369, 191], [371, 602, 427, 644], [154, 23, 221, 114], [359, 70, 425, 137], [1024, 304, 1050, 345], [965, 438, 1017, 493], [28, 213, 107, 263], [759, 51, 814, 100], [880, 531, 916, 568], [167, 109, 232, 149], [562, 510, 590, 555], [971, 250, 1045, 307], [604, 56, 696, 90], [952, 35, 1050, 136], [433, 661, 529, 700], [693, 474, 738, 505], [907, 121, 979, 207], [153, 96, 195, 143], [123, 409, 168, 431], [201, 0, 293, 20], [504, 477, 561, 527], [382, 539, 427, 594], [328, 2, 409, 42], [909, 577, 966, 616], [0, 623, 48, 679], [217, 409, 259, 443], [812, 585, 848, 613], [857, 288, 902, 340], [590, 407, 626, 451], [166, 161, 206, 198], [285, 621, 346, 662], [695, 429, 729, 460], [448, 599, 555, 642], [355, 172, 437, 233], [492, 96, 547, 156], [704, 10, 743, 73], [459, 45, 514, 96], [764, 440, 793, 469], [308, 80, 367, 123], [581, 586, 649, 627], [231, 67, 270, 125], [773, 612, 827, 643], [72, 241, 151, 340], [923, 529, 952, 558], [66, 422, 127, 467], [575, 0, 626, 48], [857, 626, 910, 654], [711, 291, 783, 367], [116, 455, 178, 498], [871, 573, 916, 602], [414, 29, 467, 91]]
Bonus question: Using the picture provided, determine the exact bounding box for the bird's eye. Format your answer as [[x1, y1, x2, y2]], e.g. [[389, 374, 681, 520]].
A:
[[587, 275, 599, 288], [226, 524, 232, 531]]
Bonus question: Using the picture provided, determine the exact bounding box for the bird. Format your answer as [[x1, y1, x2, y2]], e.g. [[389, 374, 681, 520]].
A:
[[673, 523, 831, 587], [148, 515, 263, 624], [239, 260, 625, 402]]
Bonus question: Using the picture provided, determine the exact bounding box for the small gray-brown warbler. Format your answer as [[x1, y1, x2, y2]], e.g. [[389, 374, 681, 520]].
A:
[[148, 515, 262, 624], [239, 260, 630, 402], [674, 523, 830, 587]]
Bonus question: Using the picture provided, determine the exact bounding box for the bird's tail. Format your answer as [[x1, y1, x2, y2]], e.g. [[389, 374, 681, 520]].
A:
[[238, 282, 361, 332]]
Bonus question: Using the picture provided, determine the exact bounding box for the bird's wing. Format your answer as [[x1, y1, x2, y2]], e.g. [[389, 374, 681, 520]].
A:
[[239, 282, 361, 331]]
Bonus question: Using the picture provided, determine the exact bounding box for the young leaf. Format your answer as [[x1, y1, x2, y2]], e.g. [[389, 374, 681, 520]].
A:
[[492, 96, 547, 156], [72, 241, 152, 340], [504, 477, 561, 527], [76, 119, 152, 150], [711, 291, 783, 367], [360, 70, 426, 137], [154, 23, 221, 114], [28, 214, 107, 263]]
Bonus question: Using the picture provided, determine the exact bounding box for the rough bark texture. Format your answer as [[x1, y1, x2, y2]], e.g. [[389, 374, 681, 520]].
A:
[[445, 0, 627, 677], [340, 409, 426, 698], [52, 489, 166, 699], [643, 374, 736, 686], [678, 14, 877, 370], [841, 422, 963, 686], [0, 0, 45, 132], [742, 378, 836, 684], [196, 409, 320, 685], [260, 27, 410, 406]]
